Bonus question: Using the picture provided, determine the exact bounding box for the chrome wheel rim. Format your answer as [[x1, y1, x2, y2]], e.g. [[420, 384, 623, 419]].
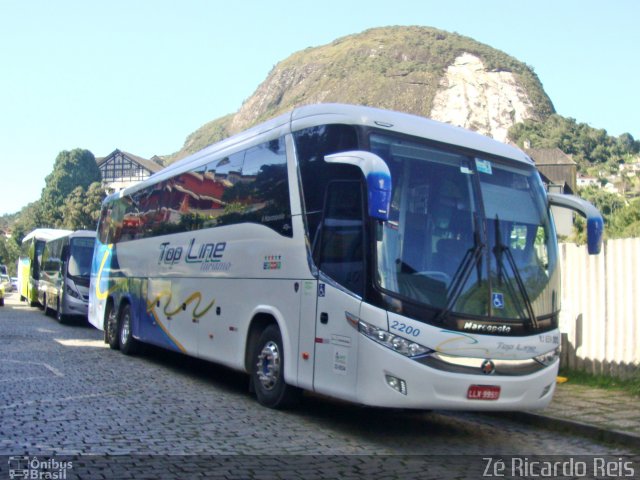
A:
[[256, 341, 281, 391]]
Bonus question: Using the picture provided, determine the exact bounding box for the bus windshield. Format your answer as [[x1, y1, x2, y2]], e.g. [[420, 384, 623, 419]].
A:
[[68, 238, 95, 280], [370, 133, 559, 324]]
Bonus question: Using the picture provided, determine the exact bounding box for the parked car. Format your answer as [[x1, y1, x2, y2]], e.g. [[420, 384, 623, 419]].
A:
[[11, 277, 18, 291], [0, 283, 4, 306], [0, 274, 11, 293]]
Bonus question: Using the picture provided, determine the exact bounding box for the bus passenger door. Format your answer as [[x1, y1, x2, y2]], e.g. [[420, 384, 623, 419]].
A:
[[312, 181, 365, 402]]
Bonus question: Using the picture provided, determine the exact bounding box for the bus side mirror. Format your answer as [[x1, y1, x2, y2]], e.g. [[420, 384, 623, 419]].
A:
[[547, 193, 604, 255], [324, 151, 392, 221]]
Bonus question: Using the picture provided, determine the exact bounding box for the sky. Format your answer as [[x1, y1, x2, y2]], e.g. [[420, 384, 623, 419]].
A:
[[1, 0, 638, 215]]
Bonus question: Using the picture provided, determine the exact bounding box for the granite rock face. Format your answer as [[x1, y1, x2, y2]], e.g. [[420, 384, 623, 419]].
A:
[[171, 27, 554, 160]]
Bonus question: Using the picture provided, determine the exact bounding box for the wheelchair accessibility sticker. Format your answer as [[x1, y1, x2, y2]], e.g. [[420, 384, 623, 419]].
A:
[[492, 292, 505, 309]]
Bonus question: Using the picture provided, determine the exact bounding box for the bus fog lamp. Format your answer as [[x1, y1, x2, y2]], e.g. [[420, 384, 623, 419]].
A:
[[539, 382, 553, 398], [385, 374, 407, 395]]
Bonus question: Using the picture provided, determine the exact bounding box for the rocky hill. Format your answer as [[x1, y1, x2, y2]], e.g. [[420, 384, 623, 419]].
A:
[[170, 26, 554, 162]]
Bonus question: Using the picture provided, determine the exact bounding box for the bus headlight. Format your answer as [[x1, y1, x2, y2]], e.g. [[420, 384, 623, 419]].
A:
[[346, 313, 432, 358], [534, 347, 560, 367], [66, 284, 81, 299]]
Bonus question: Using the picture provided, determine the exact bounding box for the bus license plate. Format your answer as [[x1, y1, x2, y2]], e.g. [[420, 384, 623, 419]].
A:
[[467, 385, 500, 400]]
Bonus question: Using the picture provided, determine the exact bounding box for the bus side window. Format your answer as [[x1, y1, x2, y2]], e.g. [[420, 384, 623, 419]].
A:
[[237, 137, 292, 236], [98, 206, 111, 244], [316, 181, 365, 296], [294, 124, 360, 249]]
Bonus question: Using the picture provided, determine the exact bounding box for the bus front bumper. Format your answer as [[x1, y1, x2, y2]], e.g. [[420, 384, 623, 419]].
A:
[[62, 294, 89, 317], [355, 337, 558, 411]]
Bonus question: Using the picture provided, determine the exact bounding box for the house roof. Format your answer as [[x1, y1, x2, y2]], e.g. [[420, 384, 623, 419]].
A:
[[524, 148, 576, 166], [97, 149, 163, 174]]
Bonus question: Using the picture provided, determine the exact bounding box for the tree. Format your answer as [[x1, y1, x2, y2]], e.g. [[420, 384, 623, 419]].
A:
[[0, 236, 20, 276], [59, 182, 106, 230], [578, 186, 625, 224], [610, 198, 640, 238], [11, 201, 43, 243], [40, 149, 101, 226], [508, 115, 640, 170]]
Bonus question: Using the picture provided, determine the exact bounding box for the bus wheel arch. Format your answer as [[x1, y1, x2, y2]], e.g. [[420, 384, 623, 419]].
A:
[[246, 314, 301, 409]]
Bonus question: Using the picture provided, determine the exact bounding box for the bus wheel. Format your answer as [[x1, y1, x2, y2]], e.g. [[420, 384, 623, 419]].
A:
[[105, 303, 119, 350], [55, 299, 66, 324], [118, 304, 138, 355], [251, 324, 300, 409], [42, 294, 50, 317]]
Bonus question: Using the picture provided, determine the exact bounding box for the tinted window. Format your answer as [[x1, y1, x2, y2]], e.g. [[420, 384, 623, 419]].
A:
[[294, 124, 360, 247], [316, 181, 365, 296], [68, 238, 95, 278], [217, 138, 291, 235], [98, 137, 292, 243], [97, 196, 135, 244]]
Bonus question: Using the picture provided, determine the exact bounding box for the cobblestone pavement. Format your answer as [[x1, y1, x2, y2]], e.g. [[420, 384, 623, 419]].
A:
[[0, 293, 638, 479]]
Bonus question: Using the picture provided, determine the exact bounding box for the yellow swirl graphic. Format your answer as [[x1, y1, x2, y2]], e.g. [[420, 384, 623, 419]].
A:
[[436, 331, 490, 355], [95, 244, 125, 300], [146, 297, 186, 353], [146, 290, 215, 320], [145, 290, 215, 354]]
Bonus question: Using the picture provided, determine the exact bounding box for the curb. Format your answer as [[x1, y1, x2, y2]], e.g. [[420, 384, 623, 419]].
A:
[[494, 411, 640, 451]]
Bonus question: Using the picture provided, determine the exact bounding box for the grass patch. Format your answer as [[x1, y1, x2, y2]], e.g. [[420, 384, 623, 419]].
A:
[[559, 368, 640, 397]]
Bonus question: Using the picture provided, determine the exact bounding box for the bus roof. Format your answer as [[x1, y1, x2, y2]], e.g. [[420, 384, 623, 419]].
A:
[[290, 104, 533, 164], [21, 228, 73, 244], [108, 103, 533, 201], [67, 230, 97, 240]]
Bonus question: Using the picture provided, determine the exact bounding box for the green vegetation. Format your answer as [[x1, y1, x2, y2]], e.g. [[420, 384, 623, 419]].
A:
[[0, 235, 20, 276], [559, 368, 640, 397], [2, 149, 106, 273], [509, 114, 639, 171], [59, 181, 106, 231], [578, 188, 640, 238], [40, 149, 102, 226], [508, 115, 640, 238]]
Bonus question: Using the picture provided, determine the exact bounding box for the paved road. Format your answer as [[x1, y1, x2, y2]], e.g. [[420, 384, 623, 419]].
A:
[[0, 292, 636, 478]]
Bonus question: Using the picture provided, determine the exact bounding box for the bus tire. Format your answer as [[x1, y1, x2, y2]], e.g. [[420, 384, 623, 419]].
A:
[[105, 302, 119, 350], [251, 324, 300, 409], [118, 303, 138, 355], [42, 294, 51, 317], [56, 299, 67, 324]]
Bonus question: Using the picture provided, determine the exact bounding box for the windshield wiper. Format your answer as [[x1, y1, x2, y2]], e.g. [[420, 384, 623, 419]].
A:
[[435, 217, 485, 322], [493, 217, 538, 329]]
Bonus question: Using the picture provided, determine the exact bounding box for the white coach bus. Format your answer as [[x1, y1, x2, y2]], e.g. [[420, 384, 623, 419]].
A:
[[89, 104, 603, 410], [39, 230, 96, 322]]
